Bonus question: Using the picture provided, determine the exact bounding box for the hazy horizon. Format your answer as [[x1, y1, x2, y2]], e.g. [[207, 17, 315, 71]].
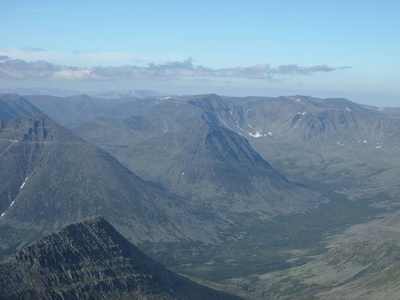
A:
[[1, 1, 399, 106]]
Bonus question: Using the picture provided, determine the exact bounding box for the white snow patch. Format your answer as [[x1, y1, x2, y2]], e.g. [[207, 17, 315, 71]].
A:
[[20, 177, 28, 189], [364, 140, 367, 143], [229, 110, 233, 115], [235, 123, 244, 131], [218, 117, 233, 130], [247, 123, 253, 129], [249, 131, 263, 138], [268, 132, 273, 136], [161, 97, 171, 100], [181, 172, 185, 175], [376, 145, 382, 149], [10, 201, 15, 207], [346, 107, 352, 112], [9, 139, 18, 143], [326, 244, 339, 248], [0, 212, 5, 220]]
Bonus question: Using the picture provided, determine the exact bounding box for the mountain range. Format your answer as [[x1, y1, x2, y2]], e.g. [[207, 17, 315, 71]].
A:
[[1, 91, 400, 299], [24, 94, 159, 128], [75, 120, 324, 218], [0, 111, 225, 260], [72, 93, 400, 206]]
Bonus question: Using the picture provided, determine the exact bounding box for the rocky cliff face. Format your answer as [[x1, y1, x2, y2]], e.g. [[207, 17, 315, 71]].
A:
[[0, 217, 241, 300]]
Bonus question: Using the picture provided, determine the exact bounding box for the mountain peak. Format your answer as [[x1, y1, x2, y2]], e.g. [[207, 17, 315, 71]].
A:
[[0, 217, 240, 299], [184, 121, 268, 165], [0, 93, 42, 119]]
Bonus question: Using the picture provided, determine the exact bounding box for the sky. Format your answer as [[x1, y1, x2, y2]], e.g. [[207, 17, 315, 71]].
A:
[[0, 0, 399, 106]]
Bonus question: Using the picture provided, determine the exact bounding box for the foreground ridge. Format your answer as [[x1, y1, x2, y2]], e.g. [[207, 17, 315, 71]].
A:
[[0, 216, 241, 300]]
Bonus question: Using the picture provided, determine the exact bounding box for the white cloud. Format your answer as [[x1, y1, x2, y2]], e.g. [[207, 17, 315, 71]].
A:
[[53, 69, 98, 80], [0, 57, 347, 81]]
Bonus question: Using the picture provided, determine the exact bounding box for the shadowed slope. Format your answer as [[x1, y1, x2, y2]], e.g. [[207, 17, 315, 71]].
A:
[[0, 217, 241, 300], [0, 114, 223, 259]]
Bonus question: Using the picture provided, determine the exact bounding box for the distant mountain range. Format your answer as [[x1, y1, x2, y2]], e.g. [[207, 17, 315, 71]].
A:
[[24, 94, 160, 128], [0, 87, 82, 97], [0, 217, 241, 299], [0, 87, 165, 98], [88, 89, 167, 98], [71, 93, 400, 205]]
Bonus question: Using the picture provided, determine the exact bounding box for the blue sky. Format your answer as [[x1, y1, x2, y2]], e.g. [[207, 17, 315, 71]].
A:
[[0, 0, 399, 106]]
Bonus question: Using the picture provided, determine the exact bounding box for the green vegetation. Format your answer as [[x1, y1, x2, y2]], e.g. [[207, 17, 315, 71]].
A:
[[140, 183, 389, 282]]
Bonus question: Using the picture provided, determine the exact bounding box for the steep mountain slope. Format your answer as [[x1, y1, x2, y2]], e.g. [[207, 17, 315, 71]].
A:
[[25, 94, 158, 128], [93, 121, 324, 217], [0, 114, 223, 260], [0, 217, 241, 300], [137, 94, 243, 133], [221, 95, 400, 203], [0, 94, 42, 119]]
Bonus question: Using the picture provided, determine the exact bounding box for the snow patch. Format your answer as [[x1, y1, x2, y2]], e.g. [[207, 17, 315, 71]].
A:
[[249, 131, 263, 138], [235, 123, 244, 131], [20, 177, 29, 189], [161, 96, 171, 100], [181, 172, 185, 175], [0, 212, 5, 220], [346, 107, 352, 112], [249, 131, 269, 138], [10, 201, 15, 207], [376, 145, 382, 149], [218, 117, 233, 130]]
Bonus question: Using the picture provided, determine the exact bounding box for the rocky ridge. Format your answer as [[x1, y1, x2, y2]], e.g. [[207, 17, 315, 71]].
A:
[[0, 216, 241, 300]]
